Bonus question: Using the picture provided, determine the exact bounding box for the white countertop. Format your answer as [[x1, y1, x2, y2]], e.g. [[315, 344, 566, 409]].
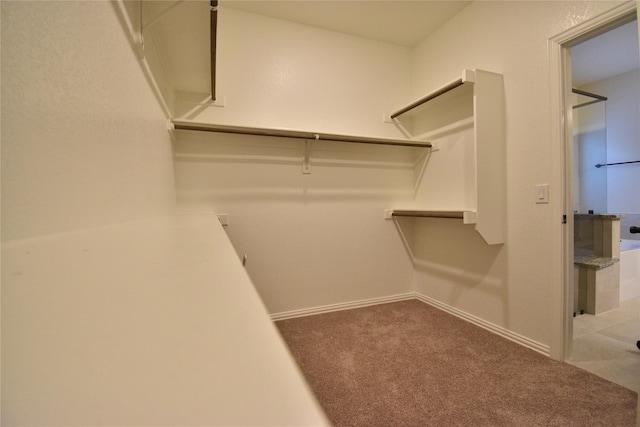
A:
[[2, 213, 328, 426]]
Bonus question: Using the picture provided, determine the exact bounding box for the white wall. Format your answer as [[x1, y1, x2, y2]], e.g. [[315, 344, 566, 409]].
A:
[[174, 8, 416, 314], [1, 1, 176, 242], [199, 7, 414, 137], [0, 4, 333, 424], [174, 2, 630, 348], [409, 1, 624, 346]]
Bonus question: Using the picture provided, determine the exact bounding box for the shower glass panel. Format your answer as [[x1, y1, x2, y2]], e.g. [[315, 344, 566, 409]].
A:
[[573, 91, 607, 214]]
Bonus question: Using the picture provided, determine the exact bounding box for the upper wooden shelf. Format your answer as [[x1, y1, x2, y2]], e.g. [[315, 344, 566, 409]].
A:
[[390, 70, 476, 120]]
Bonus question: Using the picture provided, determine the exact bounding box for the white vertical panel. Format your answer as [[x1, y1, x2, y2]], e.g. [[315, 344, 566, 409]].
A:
[[474, 70, 506, 245]]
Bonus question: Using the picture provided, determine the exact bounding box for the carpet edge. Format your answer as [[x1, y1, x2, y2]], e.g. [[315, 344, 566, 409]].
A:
[[415, 292, 551, 356], [272, 292, 550, 357], [270, 293, 416, 321]]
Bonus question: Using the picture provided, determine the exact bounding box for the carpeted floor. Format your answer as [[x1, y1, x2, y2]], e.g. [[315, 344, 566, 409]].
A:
[[276, 299, 638, 426]]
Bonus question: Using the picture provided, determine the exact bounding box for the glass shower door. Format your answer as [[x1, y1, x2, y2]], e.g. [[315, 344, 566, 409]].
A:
[[572, 90, 607, 214]]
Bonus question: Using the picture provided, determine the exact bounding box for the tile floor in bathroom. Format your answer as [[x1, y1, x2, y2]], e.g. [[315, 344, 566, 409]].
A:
[[568, 297, 640, 393]]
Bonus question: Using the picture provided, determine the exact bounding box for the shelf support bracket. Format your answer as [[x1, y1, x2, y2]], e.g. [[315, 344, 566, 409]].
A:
[[303, 135, 317, 174]]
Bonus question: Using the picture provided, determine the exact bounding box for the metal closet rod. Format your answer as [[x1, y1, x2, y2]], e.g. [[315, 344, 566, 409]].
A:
[[210, 0, 218, 101], [595, 160, 640, 168], [171, 120, 432, 148], [392, 210, 465, 219], [572, 88, 607, 109], [572, 88, 607, 101]]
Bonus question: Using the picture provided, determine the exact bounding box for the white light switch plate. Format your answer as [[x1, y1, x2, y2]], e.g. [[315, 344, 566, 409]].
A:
[[535, 184, 549, 204]]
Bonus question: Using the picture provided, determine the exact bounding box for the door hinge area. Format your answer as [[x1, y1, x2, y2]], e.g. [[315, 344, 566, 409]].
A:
[[562, 214, 567, 224]]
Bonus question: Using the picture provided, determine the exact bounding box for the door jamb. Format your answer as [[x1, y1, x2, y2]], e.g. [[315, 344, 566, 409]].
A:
[[548, 2, 638, 361]]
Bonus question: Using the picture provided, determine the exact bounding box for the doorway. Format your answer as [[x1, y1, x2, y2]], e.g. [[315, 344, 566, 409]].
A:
[[567, 17, 639, 392], [548, 2, 638, 363], [551, 3, 639, 391]]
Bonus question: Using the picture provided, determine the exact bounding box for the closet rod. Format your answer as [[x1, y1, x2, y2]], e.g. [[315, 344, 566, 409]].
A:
[[171, 120, 432, 148], [572, 88, 607, 109], [572, 88, 607, 101], [390, 78, 464, 119], [210, 0, 218, 101], [595, 160, 640, 168], [392, 210, 465, 219]]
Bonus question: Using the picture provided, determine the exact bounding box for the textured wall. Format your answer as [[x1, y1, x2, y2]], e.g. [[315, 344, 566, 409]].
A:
[[1, 1, 176, 242], [409, 1, 625, 348], [171, 2, 632, 344], [174, 8, 416, 313]]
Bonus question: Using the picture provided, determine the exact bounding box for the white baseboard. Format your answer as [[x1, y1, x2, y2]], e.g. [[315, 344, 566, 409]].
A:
[[414, 293, 550, 356], [271, 292, 550, 356], [270, 293, 415, 321]]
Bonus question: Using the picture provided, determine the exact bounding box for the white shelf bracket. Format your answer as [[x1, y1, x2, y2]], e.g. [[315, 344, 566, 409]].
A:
[[303, 135, 317, 174]]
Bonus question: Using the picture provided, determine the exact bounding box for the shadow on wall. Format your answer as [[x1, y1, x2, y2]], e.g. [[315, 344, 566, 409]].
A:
[[172, 129, 427, 170], [171, 129, 422, 313], [394, 216, 508, 325], [172, 130, 428, 205]]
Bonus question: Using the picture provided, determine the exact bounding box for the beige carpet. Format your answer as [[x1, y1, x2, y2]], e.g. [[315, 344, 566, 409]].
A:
[[276, 299, 638, 426]]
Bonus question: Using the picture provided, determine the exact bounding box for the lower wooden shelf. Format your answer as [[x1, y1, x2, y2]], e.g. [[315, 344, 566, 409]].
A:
[[385, 209, 477, 224]]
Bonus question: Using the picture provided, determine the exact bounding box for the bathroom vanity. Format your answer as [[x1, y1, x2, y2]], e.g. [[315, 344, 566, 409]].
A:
[[574, 213, 624, 314]]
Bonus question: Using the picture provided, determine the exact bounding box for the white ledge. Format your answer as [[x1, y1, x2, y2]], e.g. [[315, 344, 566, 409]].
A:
[[2, 213, 328, 426]]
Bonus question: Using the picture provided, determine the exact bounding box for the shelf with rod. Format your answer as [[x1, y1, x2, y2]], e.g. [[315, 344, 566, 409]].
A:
[[595, 159, 640, 168], [385, 69, 505, 245], [171, 120, 432, 148], [385, 209, 478, 224]]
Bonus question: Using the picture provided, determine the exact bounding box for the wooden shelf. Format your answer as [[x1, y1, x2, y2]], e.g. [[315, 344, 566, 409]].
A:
[[385, 209, 478, 224], [387, 69, 505, 245], [171, 120, 432, 148]]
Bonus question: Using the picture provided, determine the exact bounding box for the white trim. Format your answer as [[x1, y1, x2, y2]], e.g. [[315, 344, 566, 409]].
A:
[[414, 293, 550, 356], [548, 1, 638, 361], [548, 31, 573, 362], [272, 292, 550, 356], [270, 293, 416, 321], [554, 2, 637, 47]]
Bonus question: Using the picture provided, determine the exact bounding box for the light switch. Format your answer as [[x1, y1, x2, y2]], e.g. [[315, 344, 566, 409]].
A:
[[535, 184, 549, 204]]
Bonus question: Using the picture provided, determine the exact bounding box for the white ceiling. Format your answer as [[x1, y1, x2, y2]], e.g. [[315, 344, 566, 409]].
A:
[[222, 1, 472, 47], [571, 19, 639, 87], [144, 1, 639, 96], [227, 1, 639, 86], [144, 0, 473, 95]]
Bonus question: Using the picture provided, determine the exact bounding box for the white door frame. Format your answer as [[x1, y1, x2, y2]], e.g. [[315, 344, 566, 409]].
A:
[[548, 1, 638, 361]]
